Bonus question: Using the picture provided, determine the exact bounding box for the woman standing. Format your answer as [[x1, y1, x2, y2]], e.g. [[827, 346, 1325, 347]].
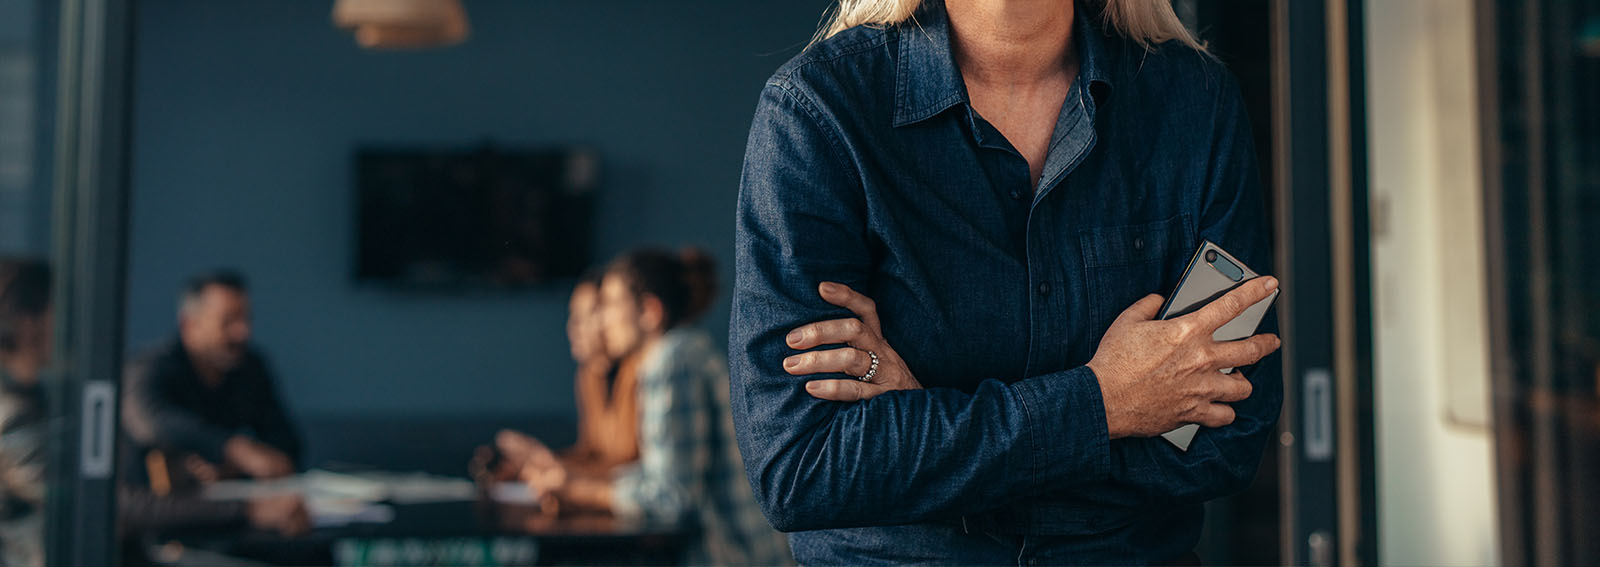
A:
[[731, 0, 1282, 563]]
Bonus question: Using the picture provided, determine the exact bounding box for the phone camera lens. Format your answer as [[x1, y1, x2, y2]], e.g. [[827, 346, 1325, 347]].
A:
[[1205, 250, 1218, 262]]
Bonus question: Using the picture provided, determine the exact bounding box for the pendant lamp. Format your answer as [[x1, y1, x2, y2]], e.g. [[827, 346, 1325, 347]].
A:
[[332, 0, 470, 50]]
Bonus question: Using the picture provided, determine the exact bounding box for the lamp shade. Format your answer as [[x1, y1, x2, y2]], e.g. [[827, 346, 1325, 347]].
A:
[[332, 0, 470, 49]]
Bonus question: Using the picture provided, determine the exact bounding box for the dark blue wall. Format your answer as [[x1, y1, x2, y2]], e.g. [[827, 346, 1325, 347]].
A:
[[127, 1, 830, 421], [0, 0, 55, 257]]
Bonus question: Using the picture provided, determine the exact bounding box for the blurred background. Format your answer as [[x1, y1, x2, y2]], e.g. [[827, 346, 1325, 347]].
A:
[[0, 0, 1595, 565]]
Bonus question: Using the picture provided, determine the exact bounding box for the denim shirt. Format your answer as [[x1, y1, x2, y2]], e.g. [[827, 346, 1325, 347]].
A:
[[729, 1, 1281, 563]]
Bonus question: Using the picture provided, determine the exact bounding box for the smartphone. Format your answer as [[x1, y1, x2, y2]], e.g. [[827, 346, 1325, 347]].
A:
[[1154, 240, 1279, 451]]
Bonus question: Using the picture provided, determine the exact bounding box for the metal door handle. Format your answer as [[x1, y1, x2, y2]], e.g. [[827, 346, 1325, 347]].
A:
[[79, 381, 115, 478]]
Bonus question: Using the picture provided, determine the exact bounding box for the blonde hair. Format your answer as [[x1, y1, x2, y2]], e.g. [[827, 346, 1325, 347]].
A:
[[811, 0, 1205, 52]]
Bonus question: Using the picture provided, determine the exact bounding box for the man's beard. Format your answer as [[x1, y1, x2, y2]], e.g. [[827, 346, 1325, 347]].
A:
[[206, 344, 246, 372]]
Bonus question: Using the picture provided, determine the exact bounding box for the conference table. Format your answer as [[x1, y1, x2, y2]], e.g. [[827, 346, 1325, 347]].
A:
[[149, 473, 696, 566]]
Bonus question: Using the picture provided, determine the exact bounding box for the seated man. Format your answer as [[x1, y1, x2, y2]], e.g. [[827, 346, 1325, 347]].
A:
[[0, 258, 53, 567], [0, 262, 306, 567], [121, 269, 303, 488]]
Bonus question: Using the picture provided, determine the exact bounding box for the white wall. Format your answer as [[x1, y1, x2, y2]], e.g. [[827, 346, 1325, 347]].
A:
[[1366, 1, 1499, 565]]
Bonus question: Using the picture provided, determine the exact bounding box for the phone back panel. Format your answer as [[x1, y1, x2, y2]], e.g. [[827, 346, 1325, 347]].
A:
[[1154, 241, 1278, 450], [1159, 242, 1277, 342]]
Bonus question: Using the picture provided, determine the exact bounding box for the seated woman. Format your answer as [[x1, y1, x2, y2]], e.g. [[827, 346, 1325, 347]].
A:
[[517, 248, 790, 565], [492, 271, 641, 480]]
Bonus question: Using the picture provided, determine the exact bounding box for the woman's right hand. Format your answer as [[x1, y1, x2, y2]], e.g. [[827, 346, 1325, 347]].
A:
[[1086, 276, 1281, 439], [496, 430, 568, 494]]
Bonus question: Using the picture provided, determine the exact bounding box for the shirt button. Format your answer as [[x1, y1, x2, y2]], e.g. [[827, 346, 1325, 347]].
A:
[[1134, 237, 1145, 251], [1010, 190, 1022, 200], [1037, 282, 1051, 296]]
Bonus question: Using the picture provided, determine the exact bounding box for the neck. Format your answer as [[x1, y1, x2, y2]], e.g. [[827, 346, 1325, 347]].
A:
[[631, 331, 666, 362], [946, 0, 1077, 86], [196, 365, 224, 387], [180, 337, 226, 387]]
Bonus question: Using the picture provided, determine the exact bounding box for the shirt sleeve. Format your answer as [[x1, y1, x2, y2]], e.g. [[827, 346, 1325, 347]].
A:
[[244, 357, 303, 468], [117, 486, 248, 533], [120, 354, 235, 464], [610, 345, 704, 523], [730, 81, 1113, 532], [1094, 70, 1284, 505]]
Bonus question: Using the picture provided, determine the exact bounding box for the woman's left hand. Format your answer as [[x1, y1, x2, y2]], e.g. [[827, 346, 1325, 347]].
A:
[[784, 282, 923, 402]]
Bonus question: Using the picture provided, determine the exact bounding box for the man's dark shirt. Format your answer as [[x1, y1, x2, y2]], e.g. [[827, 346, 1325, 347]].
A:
[[121, 338, 302, 485]]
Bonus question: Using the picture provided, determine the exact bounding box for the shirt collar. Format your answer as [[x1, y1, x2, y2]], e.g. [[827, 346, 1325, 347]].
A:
[[893, 0, 1120, 128]]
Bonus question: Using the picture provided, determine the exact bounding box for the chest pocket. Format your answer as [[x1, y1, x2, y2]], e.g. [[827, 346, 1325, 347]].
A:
[[1078, 215, 1195, 333]]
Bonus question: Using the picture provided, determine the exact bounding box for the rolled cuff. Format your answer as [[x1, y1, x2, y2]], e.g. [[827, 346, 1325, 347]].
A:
[[1008, 365, 1112, 489]]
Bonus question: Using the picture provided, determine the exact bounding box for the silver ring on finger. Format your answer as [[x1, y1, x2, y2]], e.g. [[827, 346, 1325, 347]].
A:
[[857, 350, 879, 382]]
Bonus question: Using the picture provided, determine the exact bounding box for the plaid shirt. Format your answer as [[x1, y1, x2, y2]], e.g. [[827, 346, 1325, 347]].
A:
[[612, 329, 791, 565]]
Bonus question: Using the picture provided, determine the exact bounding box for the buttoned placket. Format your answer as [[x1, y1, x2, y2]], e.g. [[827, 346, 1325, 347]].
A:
[[1021, 76, 1099, 382]]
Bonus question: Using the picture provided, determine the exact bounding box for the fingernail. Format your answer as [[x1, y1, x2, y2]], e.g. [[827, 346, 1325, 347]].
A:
[[1264, 277, 1278, 291], [786, 330, 801, 345], [805, 381, 825, 393], [784, 357, 798, 369], [819, 282, 836, 294]]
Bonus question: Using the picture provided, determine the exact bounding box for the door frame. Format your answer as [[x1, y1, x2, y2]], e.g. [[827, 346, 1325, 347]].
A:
[[1269, 0, 1378, 564], [43, 0, 135, 564]]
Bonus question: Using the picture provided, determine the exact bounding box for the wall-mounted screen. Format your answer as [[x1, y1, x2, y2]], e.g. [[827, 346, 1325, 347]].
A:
[[353, 147, 598, 288]]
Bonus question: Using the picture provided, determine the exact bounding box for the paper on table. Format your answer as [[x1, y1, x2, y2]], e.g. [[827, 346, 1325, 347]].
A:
[[307, 499, 395, 528], [302, 470, 388, 501], [202, 469, 475, 504], [489, 481, 539, 505], [371, 472, 476, 504]]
